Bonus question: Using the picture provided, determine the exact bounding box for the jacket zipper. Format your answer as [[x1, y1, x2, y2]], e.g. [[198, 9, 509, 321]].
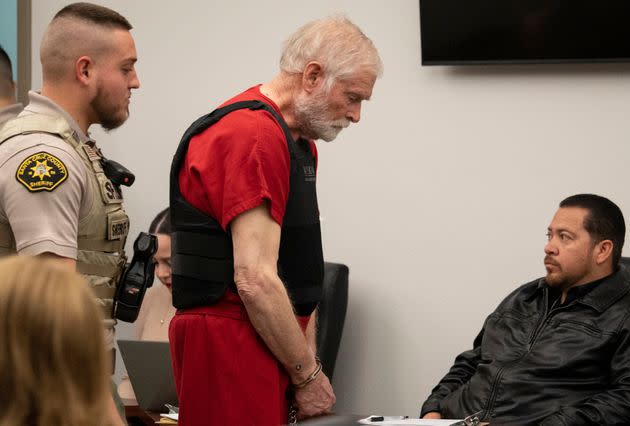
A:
[[529, 298, 571, 350], [527, 289, 555, 349], [482, 366, 506, 419]]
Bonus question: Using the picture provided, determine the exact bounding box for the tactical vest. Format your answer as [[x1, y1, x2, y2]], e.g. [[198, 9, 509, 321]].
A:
[[170, 100, 324, 316], [0, 115, 129, 328]]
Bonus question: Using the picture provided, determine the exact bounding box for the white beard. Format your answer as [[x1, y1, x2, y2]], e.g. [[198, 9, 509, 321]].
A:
[[294, 91, 350, 142]]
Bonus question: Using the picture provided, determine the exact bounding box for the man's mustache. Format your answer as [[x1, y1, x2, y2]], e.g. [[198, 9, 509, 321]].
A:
[[544, 256, 560, 268]]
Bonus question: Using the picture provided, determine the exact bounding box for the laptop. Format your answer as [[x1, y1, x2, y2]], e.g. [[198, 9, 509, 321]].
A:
[[118, 340, 178, 412]]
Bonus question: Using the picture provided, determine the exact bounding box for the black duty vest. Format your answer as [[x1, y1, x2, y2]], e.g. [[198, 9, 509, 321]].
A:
[[169, 100, 324, 316]]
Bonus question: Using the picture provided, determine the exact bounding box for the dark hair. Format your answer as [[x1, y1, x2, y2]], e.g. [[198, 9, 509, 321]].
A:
[[559, 194, 625, 266], [0, 45, 12, 80], [149, 208, 170, 235], [53, 2, 132, 30], [0, 45, 13, 99]]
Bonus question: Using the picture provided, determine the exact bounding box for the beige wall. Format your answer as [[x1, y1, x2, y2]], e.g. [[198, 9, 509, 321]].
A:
[[31, 0, 630, 416]]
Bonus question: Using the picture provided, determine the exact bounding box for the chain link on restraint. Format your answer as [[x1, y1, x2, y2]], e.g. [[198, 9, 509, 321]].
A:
[[288, 404, 298, 425]]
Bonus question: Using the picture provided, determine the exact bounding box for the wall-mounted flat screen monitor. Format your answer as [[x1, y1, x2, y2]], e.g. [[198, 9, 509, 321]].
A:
[[420, 0, 630, 65]]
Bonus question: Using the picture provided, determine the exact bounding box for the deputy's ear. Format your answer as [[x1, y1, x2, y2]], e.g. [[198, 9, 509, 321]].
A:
[[75, 56, 93, 86], [301, 61, 324, 93], [594, 239, 613, 265]]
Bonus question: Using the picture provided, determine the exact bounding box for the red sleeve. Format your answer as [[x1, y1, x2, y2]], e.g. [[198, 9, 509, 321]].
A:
[[179, 108, 290, 230]]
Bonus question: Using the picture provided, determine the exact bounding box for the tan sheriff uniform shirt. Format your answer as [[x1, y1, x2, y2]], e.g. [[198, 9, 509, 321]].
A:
[[0, 103, 23, 128], [0, 92, 91, 257], [0, 91, 114, 348]]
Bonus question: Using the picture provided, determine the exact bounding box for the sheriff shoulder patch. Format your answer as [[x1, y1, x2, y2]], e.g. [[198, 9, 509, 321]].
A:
[[15, 151, 68, 192]]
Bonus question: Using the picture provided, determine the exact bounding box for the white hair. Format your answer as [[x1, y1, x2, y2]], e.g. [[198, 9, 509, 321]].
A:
[[280, 15, 383, 91]]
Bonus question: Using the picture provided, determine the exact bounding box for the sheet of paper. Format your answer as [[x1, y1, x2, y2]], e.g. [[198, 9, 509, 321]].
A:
[[358, 417, 463, 425], [159, 413, 179, 421]]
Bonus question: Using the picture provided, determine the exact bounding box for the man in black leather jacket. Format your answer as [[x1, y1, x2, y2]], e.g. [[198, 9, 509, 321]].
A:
[[421, 194, 630, 425]]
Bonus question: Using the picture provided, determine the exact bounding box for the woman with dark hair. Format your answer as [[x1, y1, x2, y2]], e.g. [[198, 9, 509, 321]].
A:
[[118, 208, 175, 403]]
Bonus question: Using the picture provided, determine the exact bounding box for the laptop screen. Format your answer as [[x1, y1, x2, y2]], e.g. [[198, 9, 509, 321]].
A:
[[118, 340, 178, 412]]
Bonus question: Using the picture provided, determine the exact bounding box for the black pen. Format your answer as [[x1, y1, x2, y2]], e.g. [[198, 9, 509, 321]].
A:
[[369, 416, 410, 422]]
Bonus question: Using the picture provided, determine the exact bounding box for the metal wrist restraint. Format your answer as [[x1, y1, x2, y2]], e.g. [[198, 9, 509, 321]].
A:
[[113, 232, 157, 322], [288, 357, 323, 424], [450, 410, 483, 426], [293, 357, 323, 389]]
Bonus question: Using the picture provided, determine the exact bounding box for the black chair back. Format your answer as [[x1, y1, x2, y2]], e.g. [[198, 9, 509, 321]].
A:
[[316, 262, 349, 381]]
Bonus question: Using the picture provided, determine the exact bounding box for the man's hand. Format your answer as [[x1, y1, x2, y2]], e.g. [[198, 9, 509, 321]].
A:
[[294, 372, 336, 420], [423, 411, 442, 419]]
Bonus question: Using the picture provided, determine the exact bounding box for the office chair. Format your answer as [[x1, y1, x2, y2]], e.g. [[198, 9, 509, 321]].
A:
[[316, 262, 349, 382]]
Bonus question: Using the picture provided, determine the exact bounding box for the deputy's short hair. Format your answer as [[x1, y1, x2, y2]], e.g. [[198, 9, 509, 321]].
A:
[[53, 2, 132, 30]]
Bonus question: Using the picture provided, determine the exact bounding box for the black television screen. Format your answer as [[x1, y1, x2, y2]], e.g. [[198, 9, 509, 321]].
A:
[[420, 0, 630, 65]]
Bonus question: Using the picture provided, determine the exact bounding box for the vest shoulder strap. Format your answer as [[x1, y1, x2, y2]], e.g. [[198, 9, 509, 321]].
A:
[[170, 100, 295, 203], [0, 114, 77, 147]]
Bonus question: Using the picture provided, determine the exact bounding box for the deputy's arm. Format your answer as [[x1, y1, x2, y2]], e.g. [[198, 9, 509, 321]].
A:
[[38, 252, 76, 269], [1, 138, 86, 260], [231, 204, 335, 418]]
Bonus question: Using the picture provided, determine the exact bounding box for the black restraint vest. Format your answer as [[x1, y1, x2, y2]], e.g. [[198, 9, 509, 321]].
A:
[[169, 101, 324, 316]]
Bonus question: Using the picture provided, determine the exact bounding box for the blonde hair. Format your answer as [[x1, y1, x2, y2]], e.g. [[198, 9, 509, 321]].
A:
[[0, 256, 109, 426], [280, 15, 383, 91]]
